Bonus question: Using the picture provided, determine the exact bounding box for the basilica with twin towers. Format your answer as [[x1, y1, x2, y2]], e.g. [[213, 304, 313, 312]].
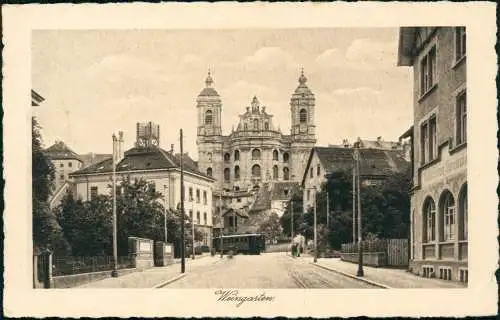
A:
[[196, 70, 316, 193]]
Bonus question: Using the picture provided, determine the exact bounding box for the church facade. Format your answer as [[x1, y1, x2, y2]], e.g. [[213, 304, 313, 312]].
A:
[[196, 71, 316, 193]]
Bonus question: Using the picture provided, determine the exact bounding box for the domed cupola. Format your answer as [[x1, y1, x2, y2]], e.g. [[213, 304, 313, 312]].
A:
[[198, 70, 220, 98], [293, 68, 313, 97]]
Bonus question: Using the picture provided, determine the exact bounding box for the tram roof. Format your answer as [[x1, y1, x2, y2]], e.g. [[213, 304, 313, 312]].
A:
[[214, 233, 262, 238]]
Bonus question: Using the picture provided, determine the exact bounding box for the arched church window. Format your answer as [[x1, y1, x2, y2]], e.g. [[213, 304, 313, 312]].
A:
[[283, 167, 290, 180], [439, 190, 456, 241], [205, 110, 213, 125], [265, 122, 269, 130], [283, 152, 289, 163], [299, 109, 307, 123], [224, 153, 230, 163], [244, 123, 248, 130], [273, 165, 278, 180], [224, 168, 230, 181], [207, 152, 212, 162], [252, 148, 261, 160], [254, 119, 259, 130], [206, 167, 212, 177], [252, 164, 261, 178], [234, 166, 240, 180], [273, 150, 279, 161], [234, 150, 240, 161]]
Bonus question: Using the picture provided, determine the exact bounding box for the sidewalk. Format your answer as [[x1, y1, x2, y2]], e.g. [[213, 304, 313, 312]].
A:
[[76, 254, 221, 288], [309, 258, 466, 288]]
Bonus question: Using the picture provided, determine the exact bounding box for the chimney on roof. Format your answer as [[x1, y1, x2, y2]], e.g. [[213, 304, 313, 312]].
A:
[[170, 144, 174, 153], [118, 131, 124, 162], [342, 138, 350, 148], [377, 136, 382, 143]]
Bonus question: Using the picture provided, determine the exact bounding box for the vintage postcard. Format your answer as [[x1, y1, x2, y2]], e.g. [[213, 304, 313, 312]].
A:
[[2, 2, 498, 318]]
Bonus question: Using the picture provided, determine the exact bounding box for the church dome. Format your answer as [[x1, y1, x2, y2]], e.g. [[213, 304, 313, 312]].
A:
[[293, 69, 314, 97], [198, 70, 220, 97]]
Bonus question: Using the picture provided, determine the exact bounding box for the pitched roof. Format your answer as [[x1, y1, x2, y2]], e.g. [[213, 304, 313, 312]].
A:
[[302, 146, 410, 186], [44, 141, 83, 162], [31, 89, 45, 106], [270, 181, 301, 201], [79, 153, 112, 168], [70, 147, 214, 180]]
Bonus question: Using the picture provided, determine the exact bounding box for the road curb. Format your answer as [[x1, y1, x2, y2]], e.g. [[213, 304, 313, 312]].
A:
[[309, 262, 392, 289], [152, 273, 187, 288]]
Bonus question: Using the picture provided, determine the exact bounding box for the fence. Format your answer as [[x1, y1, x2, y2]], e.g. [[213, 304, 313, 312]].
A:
[[341, 238, 408, 267], [52, 256, 134, 276]]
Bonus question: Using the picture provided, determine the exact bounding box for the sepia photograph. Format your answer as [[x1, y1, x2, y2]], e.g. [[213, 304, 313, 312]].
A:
[[3, 2, 497, 318]]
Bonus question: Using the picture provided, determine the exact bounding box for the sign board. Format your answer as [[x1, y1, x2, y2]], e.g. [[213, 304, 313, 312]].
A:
[[139, 241, 151, 252], [164, 245, 172, 254]]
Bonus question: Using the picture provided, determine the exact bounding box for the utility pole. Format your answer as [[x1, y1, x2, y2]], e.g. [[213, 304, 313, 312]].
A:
[[219, 151, 224, 258], [352, 165, 356, 244], [313, 186, 318, 263], [180, 129, 185, 273], [192, 202, 195, 260], [290, 199, 294, 242], [326, 190, 330, 229], [111, 134, 118, 278], [355, 144, 364, 277]]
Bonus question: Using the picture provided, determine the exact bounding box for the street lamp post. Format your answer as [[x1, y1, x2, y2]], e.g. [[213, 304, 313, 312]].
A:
[[111, 133, 118, 278], [163, 185, 168, 244], [354, 143, 364, 277]]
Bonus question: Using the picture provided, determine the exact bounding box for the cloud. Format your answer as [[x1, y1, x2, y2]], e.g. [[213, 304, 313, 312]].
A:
[[332, 87, 382, 96], [315, 48, 342, 65], [182, 53, 204, 68], [226, 46, 299, 71], [315, 38, 398, 70]]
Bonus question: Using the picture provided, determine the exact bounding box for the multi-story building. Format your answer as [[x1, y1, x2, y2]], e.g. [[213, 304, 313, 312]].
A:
[[398, 27, 467, 283], [44, 141, 84, 188], [69, 122, 216, 247], [301, 146, 409, 212], [196, 70, 316, 195]]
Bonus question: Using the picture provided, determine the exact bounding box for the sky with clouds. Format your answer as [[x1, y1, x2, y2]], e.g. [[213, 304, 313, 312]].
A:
[[32, 28, 413, 159]]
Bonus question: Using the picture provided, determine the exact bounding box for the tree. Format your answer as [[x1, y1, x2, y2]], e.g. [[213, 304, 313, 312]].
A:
[[258, 212, 282, 242], [32, 118, 68, 254], [116, 177, 167, 255], [279, 193, 303, 237], [56, 193, 112, 256], [302, 167, 411, 250]]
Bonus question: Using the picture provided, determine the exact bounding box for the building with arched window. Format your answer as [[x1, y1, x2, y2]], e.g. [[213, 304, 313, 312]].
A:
[[196, 70, 316, 194], [398, 27, 467, 282]]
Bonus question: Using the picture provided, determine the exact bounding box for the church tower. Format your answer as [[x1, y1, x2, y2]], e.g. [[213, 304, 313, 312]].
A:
[[197, 70, 222, 137], [196, 71, 224, 187], [290, 69, 317, 181], [290, 69, 316, 141]]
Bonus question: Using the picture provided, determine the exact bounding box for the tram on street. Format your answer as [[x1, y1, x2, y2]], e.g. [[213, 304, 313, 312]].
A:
[[212, 233, 266, 255]]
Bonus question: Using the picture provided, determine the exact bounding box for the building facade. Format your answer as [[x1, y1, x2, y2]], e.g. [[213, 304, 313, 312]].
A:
[[196, 70, 316, 195], [44, 141, 84, 189], [398, 27, 467, 283], [69, 123, 216, 247], [301, 146, 410, 212]]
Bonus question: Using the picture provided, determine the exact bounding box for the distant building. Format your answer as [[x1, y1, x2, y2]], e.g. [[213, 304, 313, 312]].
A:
[[79, 153, 112, 168], [301, 146, 410, 212], [196, 70, 316, 197], [398, 27, 467, 283], [69, 122, 216, 247], [333, 136, 412, 162], [44, 141, 84, 188]]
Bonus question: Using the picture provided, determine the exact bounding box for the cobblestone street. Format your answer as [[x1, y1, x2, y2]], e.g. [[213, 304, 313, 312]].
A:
[[163, 253, 375, 289]]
